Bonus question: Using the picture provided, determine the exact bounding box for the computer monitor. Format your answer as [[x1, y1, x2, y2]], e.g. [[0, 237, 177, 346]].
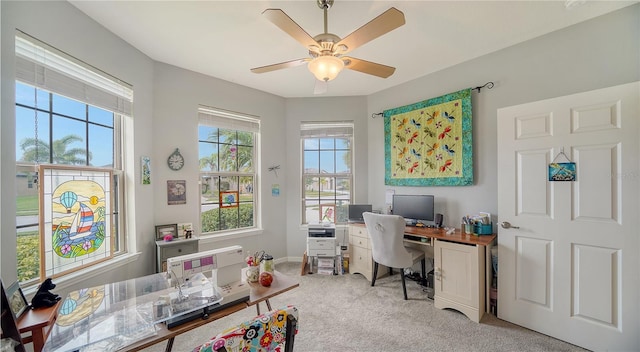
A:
[[392, 194, 435, 226], [348, 204, 372, 223]]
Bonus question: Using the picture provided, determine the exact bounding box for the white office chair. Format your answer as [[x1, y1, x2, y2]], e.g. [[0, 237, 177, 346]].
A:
[[363, 212, 426, 300]]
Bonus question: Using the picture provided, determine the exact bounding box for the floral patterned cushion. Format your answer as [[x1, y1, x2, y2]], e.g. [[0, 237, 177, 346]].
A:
[[193, 305, 298, 352]]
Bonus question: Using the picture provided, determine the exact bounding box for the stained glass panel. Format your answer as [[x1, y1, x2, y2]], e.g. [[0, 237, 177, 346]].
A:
[[40, 165, 113, 279]]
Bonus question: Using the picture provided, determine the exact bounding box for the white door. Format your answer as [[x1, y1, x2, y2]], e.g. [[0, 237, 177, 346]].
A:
[[497, 82, 639, 351]]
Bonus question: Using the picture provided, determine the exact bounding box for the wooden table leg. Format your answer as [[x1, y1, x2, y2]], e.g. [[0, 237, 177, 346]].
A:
[[31, 326, 46, 352], [300, 252, 308, 276]]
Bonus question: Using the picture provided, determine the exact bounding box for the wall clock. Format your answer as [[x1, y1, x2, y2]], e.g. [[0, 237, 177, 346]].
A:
[[167, 148, 184, 171]]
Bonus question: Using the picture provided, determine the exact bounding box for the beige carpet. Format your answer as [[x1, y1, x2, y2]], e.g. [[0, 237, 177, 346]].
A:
[[142, 262, 586, 352]]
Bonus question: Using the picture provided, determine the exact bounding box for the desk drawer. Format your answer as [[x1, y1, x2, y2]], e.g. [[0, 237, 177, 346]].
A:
[[351, 245, 371, 269], [160, 243, 198, 261], [350, 235, 369, 249], [349, 225, 369, 240]]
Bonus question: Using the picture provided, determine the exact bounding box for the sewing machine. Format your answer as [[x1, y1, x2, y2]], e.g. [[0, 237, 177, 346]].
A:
[[164, 245, 250, 327]]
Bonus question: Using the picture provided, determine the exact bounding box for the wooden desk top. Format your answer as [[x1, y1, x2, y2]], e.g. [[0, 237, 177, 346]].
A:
[[404, 226, 496, 246], [247, 270, 300, 305], [350, 223, 496, 246], [17, 301, 60, 332]]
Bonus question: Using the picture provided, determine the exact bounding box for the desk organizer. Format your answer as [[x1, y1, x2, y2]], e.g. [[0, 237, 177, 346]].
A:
[[473, 223, 493, 235]]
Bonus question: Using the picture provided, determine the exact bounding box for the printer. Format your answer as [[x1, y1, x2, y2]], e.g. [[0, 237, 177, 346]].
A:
[[307, 223, 337, 274], [308, 223, 336, 237]]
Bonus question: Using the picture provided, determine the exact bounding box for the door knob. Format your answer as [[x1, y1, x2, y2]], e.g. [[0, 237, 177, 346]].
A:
[[500, 221, 520, 229]]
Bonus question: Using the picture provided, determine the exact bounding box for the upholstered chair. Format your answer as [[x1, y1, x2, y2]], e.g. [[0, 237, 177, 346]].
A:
[[192, 305, 298, 352], [363, 212, 426, 300]]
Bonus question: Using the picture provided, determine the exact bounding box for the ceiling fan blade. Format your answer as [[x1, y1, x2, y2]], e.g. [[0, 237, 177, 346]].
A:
[[335, 7, 405, 54], [342, 57, 396, 78], [314, 79, 328, 95], [263, 9, 321, 53], [250, 58, 309, 74]]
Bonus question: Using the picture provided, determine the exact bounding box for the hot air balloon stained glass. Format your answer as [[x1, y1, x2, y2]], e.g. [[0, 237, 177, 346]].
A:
[[59, 191, 77, 213]]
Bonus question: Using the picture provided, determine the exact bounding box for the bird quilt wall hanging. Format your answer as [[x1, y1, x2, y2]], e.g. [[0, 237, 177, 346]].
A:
[[384, 88, 473, 186]]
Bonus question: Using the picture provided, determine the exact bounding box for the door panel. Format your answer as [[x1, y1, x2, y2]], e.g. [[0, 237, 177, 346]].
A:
[[572, 244, 620, 328], [435, 240, 478, 307], [497, 82, 639, 351], [573, 144, 620, 222], [517, 149, 552, 216], [515, 236, 551, 308]]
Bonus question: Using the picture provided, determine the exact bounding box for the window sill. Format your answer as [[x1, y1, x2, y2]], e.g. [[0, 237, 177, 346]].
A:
[[22, 252, 142, 297], [198, 228, 264, 244]]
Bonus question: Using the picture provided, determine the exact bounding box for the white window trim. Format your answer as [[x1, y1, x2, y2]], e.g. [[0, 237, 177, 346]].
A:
[[300, 121, 354, 225], [198, 106, 261, 237], [14, 32, 132, 285]]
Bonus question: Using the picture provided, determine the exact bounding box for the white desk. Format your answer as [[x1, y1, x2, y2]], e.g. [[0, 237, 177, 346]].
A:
[[348, 224, 497, 322]]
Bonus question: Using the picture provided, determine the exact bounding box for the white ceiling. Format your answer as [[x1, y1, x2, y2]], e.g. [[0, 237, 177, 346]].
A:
[[69, 1, 636, 98]]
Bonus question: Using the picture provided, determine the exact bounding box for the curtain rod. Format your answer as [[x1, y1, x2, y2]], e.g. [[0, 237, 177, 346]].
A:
[[371, 81, 495, 118]]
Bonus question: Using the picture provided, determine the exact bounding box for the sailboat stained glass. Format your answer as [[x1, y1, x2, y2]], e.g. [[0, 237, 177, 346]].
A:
[[40, 166, 113, 279]]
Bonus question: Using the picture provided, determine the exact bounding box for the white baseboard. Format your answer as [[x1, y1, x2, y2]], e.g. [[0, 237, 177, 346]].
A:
[[275, 256, 303, 264]]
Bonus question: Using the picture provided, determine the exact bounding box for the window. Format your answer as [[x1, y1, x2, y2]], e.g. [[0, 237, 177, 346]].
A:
[[301, 122, 353, 224], [14, 32, 132, 284], [198, 106, 260, 235]]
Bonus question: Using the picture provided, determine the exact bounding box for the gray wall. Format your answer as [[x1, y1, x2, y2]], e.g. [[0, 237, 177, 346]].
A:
[[151, 63, 289, 258], [366, 4, 640, 229]]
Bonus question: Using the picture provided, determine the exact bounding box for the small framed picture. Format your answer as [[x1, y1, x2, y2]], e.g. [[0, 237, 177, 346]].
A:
[[320, 204, 336, 223], [548, 162, 577, 181], [155, 224, 178, 240], [177, 223, 193, 238], [6, 281, 29, 319], [167, 180, 187, 205], [141, 156, 151, 185]]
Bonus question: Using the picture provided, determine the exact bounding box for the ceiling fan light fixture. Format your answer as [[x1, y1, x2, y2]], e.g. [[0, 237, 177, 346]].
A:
[[308, 55, 344, 81]]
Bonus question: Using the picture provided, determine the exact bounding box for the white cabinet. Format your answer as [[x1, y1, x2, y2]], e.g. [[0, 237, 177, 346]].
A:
[[348, 225, 386, 282], [155, 238, 199, 273], [433, 239, 485, 322]]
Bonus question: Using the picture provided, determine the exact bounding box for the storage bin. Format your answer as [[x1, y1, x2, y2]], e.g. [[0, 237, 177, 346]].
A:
[[473, 223, 493, 235]]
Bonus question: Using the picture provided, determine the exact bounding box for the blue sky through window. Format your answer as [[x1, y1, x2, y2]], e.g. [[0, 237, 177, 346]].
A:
[[15, 82, 115, 167]]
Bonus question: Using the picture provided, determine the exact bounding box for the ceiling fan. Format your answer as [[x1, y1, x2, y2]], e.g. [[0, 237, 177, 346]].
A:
[[250, 0, 405, 93]]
